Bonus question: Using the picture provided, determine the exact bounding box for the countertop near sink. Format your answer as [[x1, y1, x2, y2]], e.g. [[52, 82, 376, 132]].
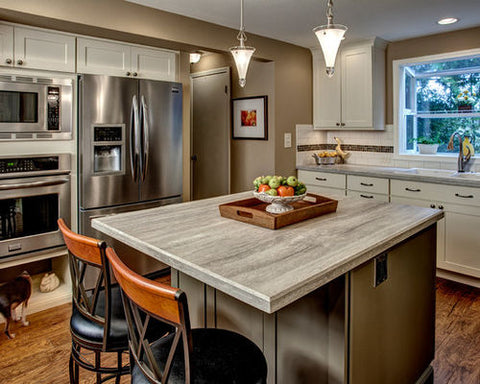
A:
[[297, 164, 480, 188]]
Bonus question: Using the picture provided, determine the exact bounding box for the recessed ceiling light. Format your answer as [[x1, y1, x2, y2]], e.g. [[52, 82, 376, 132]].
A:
[[437, 17, 458, 25]]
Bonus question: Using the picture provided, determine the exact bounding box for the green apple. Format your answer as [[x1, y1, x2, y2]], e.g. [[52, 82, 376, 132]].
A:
[[262, 175, 273, 185], [253, 176, 263, 189], [268, 177, 281, 189], [287, 176, 298, 187], [265, 188, 278, 196]]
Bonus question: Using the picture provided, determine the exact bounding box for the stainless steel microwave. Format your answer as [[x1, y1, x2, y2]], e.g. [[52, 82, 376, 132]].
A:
[[0, 74, 73, 140]]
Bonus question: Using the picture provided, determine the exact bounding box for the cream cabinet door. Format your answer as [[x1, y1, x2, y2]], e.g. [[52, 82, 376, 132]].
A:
[[390, 196, 445, 269], [341, 44, 372, 128], [77, 38, 131, 77], [444, 203, 480, 278], [14, 27, 75, 72], [131, 46, 177, 81], [312, 49, 341, 129], [0, 24, 13, 67]]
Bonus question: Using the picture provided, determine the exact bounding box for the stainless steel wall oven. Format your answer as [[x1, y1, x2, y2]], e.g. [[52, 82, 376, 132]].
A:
[[0, 74, 73, 140], [0, 154, 71, 261]]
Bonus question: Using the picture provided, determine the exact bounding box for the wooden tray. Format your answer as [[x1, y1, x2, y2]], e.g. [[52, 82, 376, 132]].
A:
[[219, 193, 338, 229]]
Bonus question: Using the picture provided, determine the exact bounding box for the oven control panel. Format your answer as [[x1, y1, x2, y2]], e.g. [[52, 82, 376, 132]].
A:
[[0, 157, 59, 174]]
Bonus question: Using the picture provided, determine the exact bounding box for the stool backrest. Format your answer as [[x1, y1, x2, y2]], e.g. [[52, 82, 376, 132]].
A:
[[106, 247, 192, 384], [58, 218, 113, 349]]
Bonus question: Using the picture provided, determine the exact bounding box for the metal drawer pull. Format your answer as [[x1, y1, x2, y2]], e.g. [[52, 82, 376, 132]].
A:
[[360, 194, 374, 199], [315, 177, 327, 181], [360, 182, 374, 187], [405, 188, 421, 192], [455, 193, 474, 199], [0, 178, 69, 190]]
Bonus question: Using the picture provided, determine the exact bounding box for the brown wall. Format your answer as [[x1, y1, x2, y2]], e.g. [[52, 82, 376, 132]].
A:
[[386, 26, 480, 124], [0, 0, 312, 196]]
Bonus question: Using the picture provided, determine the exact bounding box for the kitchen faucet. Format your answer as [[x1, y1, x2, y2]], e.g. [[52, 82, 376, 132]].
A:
[[447, 131, 473, 172]]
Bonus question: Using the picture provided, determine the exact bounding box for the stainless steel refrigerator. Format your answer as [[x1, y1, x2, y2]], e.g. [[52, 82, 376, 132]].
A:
[[78, 74, 182, 274]]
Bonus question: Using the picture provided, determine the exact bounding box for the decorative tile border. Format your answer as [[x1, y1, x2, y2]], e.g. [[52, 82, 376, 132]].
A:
[[297, 144, 394, 153]]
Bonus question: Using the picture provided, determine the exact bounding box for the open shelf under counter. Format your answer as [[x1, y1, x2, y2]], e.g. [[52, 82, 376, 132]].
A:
[[0, 247, 72, 318]]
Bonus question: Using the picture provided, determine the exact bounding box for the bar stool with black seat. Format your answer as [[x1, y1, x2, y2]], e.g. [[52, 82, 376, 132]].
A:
[[57, 219, 171, 384], [106, 247, 268, 384]]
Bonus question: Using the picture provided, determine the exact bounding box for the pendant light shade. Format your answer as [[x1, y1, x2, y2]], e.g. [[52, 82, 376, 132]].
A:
[[313, 0, 347, 77], [230, 0, 255, 87]]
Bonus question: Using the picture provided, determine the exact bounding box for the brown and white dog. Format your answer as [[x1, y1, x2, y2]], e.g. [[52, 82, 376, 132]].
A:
[[0, 271, 32, 339]]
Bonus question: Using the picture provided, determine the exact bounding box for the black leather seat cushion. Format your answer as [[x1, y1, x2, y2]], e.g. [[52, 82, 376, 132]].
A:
[[131, 328, 267, 384], [71, 285, 172, 351]]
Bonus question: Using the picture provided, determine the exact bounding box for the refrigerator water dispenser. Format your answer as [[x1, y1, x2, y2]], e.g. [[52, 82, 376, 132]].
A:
[[92, 124, 125, 174]]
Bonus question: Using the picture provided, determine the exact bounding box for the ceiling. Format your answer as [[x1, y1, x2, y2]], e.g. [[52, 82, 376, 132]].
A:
[[126, 0, 480, 48]]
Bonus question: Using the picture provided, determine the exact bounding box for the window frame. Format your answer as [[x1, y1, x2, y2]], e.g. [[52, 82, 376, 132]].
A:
[[393, 48, 480, 160]]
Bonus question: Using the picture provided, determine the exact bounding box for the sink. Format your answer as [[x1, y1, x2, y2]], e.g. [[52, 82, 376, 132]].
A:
[[393, 168, 456, 177]]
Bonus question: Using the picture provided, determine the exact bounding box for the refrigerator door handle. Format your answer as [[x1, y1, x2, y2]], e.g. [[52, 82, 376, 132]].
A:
[[140, 95, 149, 182], [130, 95, 140, 182]]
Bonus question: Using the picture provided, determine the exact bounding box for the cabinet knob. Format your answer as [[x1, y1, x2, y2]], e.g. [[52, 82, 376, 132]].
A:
[[132, 72, 138, 77], [341, 123, 346, 126], [5, 58, 12, 64], [336, 123, 340, 126], [126, 72, 131, 76], [438, 205, 444, 210], [17, 59, 23, 65], [430, 204, 436, 209]]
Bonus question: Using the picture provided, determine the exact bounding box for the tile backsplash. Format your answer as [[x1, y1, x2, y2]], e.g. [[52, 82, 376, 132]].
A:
[[296, 124, 480, 172]]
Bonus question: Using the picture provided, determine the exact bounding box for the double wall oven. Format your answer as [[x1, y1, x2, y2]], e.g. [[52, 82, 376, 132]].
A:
[[0, 154, 71, 262]]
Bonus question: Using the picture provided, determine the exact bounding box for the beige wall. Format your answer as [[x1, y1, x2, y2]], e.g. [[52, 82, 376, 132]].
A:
[[0, 0, 312, 197], [192, 53, 276, 192], [386, 26, 480, 124]]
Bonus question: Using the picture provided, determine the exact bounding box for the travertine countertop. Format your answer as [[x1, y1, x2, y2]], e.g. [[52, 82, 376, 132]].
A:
[[297, 164, 480, 188], [92, 192, 443, 314]]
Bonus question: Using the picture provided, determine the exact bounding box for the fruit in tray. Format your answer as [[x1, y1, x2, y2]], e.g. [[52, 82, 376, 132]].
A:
[[317, 151, 337, 157], [253, 175, 307, 196]]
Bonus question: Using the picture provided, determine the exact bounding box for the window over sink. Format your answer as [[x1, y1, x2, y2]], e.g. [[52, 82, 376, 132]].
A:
[[394, 50, 480, 156]]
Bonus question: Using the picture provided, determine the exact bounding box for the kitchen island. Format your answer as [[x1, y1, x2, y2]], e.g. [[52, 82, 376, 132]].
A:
[[93, 192, 443, 384]]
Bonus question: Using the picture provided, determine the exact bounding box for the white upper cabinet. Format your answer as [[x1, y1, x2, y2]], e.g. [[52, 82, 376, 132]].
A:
[[312, 38, 386, 130], [77, 38, 131, 77], [0, 24, 75, 72], [78, 37, 177, 81], [0, 25, 14, 67], [131, 46, 176, 81]]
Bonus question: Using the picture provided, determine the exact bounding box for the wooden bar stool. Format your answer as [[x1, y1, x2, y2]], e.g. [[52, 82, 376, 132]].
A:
[[106, 247, 268, 384], [58, 219, 170, 383]]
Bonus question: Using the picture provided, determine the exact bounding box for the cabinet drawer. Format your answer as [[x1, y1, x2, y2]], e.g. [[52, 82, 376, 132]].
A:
[[346, 190, 389, 202], [391, 179, 480, 207], [298, 170, 346, 189], [347, 175, 389, 194]]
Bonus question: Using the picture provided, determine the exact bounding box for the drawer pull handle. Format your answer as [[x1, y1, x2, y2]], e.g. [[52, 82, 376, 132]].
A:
[[315, 177, 327, 181], [430, 204, 436, 209], [455, 193, 474, 199], [438, 205, 444, 210], [405, 188, 421, 192], [360, 182, 374, 187], [360, 194, 374, 199]]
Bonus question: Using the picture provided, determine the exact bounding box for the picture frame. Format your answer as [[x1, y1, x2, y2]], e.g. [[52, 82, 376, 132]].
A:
[[232, 96, 268, 140]]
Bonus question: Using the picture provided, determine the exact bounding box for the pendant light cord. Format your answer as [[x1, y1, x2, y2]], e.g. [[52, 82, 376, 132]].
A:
[[236, 0, 247, 46], [326, 0, 334, 26]]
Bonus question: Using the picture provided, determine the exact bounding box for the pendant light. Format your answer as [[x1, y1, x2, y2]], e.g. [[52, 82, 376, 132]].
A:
[[230, 0, 255, 87], [313, 0, 347, 77]]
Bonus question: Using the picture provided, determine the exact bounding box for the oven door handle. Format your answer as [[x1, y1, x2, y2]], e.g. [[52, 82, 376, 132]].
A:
[[0, 178, 70, 190]]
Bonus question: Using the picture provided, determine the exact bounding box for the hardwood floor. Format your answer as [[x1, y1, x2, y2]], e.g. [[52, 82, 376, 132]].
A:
[[0, 277, 479, 383]]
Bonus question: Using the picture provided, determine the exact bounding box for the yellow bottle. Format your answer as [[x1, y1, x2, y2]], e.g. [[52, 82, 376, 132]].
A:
[[463, 137, 475, 157]]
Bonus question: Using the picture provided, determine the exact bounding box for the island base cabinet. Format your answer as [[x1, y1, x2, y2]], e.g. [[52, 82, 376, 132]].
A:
[[349, 225, 436, 384], [172, 225, 436, 384]]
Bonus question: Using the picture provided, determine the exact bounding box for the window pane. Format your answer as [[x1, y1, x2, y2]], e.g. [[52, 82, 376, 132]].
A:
[[416, 117, 480, 152], [411, 57, 480, 74], [406, 115, 414, 150], [405, 74, 413, 110]]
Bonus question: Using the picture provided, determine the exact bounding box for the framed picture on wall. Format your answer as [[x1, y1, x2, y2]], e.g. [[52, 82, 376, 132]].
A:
[[232, 96, 268, 140]]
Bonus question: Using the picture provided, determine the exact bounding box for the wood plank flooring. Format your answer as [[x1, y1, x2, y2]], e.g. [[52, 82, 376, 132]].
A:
[[0, 277, 479, 383]]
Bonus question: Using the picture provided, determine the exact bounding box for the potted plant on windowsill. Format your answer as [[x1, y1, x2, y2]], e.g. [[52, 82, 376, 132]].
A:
[[411, 137, 441, 154]]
